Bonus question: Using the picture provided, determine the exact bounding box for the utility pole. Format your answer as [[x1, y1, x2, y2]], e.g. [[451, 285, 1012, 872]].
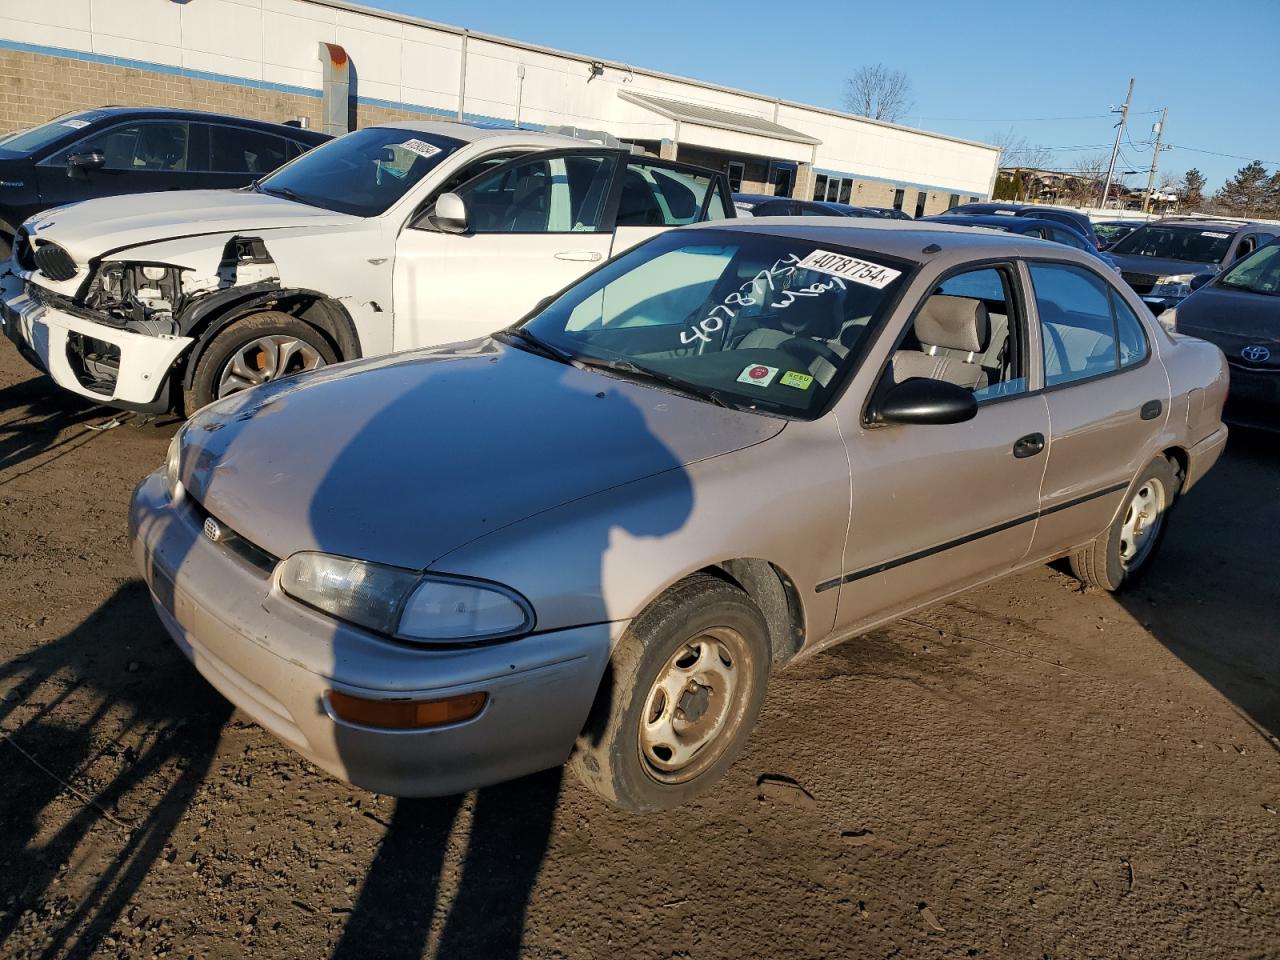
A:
[[1143, 107, 1169, 214], [1100, 78, 1134, 210]]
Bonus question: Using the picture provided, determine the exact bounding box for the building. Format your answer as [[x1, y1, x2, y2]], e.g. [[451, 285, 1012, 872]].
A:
[[0, 0, 999, 215]]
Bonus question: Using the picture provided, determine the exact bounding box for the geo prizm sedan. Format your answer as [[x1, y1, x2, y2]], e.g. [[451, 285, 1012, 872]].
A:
[[130, 219, 1229, 812]]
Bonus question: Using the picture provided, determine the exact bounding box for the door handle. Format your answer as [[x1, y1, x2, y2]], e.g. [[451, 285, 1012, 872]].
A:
[[554, 250, 603, 262], [1140, 399, 1162, 420], [1012, 432, 1045, 458]]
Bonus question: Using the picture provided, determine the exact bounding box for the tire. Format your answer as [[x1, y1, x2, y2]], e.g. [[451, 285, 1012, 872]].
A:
[[0, 234, 11, 262], [183, 311, 337, 414], [1070, 455, 1181, 591], [570, 573, 771, 813]]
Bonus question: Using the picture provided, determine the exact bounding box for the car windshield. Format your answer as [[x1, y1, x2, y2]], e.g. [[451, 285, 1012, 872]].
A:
[[1110, 224, 1234, 263], [1217, 242, 1280, 296], [255, 127, 465, 216], [1095, 223, 1134, 243], [519, 229, 912, 417], [0, 111, 100, 157]]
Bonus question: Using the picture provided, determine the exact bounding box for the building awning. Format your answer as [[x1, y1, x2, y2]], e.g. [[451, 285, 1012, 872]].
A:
[[618, 91, 821, 146]]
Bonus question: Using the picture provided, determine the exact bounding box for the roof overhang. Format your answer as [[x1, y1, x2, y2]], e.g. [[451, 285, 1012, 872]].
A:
[[618, 90, 821, 148]]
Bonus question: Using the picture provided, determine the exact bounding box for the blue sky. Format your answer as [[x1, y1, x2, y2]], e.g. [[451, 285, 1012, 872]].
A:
[[373, 0, 1279, 192]]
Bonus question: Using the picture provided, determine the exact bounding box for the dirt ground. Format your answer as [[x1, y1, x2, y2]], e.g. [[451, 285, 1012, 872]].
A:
[[0, 341, 1277, 960]]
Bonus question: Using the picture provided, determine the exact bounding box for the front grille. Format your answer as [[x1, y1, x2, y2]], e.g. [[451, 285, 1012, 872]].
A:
[[1121, 271, 1158, 294], [33, 242, 77, 282], [185, 497, 279, 575], [12, 228, 35, 271]]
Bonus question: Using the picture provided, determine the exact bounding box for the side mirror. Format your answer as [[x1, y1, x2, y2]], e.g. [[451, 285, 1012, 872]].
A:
[[1189, 274, 1212, 291], [65, 151, 105, 177], [429, 192, 468, 234], [870, 377, 978, 426]]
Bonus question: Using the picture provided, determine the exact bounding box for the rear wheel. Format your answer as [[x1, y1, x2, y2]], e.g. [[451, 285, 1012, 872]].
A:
[[570, 573, 771, 813], [183, 311, 336, 414], [1070, 456, 1180, 591]]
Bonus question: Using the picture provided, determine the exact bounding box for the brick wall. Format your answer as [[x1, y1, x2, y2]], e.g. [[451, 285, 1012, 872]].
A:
[[0, 48, 455, 135]]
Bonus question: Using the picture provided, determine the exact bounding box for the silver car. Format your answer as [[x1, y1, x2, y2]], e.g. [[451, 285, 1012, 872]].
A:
[[130, 220, 1229, 812]]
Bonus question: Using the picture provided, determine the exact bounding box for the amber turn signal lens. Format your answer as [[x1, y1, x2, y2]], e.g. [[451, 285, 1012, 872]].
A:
[[327, 690, 487, 730]]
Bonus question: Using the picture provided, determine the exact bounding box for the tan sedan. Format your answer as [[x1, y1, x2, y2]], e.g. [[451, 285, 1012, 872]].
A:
[[131, 220, 1229, 812]]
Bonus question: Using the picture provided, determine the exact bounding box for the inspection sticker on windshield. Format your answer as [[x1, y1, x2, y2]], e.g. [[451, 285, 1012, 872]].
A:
[[400, 139, 442, 160], [1202, 231, 1230, 239], [60, 119, 90, 130], [737, 364, 779, 387], [796, 250, 901, 289], [780, 371, 813, 390]]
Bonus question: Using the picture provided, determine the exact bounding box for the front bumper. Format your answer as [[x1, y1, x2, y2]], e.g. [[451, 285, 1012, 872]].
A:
[[129, 472, 615, 797], [0, 271, 192, 406], [1182, 424, 1229, 492], [1223, 363, 1280, 429]]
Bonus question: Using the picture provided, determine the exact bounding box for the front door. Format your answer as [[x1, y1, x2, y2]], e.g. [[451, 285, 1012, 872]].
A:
[[833, 263, 1051, 635], [1023, 260, 1170, 556], [392, 150, 620, 350], [35, 120, 200, 208]]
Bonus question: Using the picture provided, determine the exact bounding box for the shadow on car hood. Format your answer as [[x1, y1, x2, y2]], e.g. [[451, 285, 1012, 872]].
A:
[[179, 339, 785, 569], [1110, 253, 1217, 278], [1175, 285, 1280, 344]]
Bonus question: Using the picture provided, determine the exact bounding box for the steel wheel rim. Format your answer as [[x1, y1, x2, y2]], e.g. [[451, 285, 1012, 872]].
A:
[[216, 335, 325, 398], [1119, 477, 1166, 570], [638, 626, 747, 784]]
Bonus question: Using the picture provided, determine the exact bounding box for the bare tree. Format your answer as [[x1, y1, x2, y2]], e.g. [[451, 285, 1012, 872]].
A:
[[1060, 154, 1107, 206], [842, 65, 915, 123], [990, 127, 1054, 200]]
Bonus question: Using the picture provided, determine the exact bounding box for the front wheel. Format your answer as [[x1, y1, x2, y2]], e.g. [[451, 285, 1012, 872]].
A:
[[570, 573, 771, 813], [1070, 455, 1180, 591], [183, 311, 336, 414]]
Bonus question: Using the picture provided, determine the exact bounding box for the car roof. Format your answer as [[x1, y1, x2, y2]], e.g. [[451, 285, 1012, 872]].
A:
[[1149, 217, 1261, 232], [74, 106, 330, 140], [685, 216, 1092, 266], [367, 119, 583, 147]]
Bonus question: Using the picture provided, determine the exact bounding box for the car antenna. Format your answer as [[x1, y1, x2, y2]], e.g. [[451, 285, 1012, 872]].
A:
[[921, 243, 942, 254]]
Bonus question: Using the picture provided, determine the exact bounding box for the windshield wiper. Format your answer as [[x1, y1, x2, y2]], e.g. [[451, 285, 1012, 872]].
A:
[[572, 355, 740, 409], [262, 185, 314, 207], [496, 327, 575, 364]]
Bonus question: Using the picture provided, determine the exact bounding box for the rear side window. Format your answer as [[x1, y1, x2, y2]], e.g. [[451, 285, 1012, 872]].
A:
[[617, 161, 718, 227], [1029, 262, 1147, 386], [205, 125, 290, 174]]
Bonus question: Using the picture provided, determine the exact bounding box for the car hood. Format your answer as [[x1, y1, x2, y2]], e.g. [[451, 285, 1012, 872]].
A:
[[1174, 285, 1280, 358], [178, 340, 785, 570], [1109, 253, 1217, 278], [23, 189, 359, 262]]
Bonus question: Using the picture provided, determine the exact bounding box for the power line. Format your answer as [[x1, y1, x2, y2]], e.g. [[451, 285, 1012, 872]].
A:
[[1166, 142, 1280, 166], [911, 112, 1114, 122]]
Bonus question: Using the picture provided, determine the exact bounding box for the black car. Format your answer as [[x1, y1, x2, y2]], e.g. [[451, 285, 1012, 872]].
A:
[[733, 193, 881, 218], [943, 201, 1103, 251], [1162, 239, 1280, 429], [1094, 219, 1140, 248], [1108, 218, 1278, 313], [923, 214, 1121, 272], [861, 207, 913, 220], [0, 107, 330, 257]]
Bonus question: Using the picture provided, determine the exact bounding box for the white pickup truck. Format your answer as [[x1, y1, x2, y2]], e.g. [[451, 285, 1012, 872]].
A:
[[0, 121, 734, 412]]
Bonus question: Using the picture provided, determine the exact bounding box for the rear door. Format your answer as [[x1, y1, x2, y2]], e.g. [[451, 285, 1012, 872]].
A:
[[610, 157, 731, 255], [392, 148, 621, 349], [34, 119, 199, 206], [1024, 259, 1169, 557]]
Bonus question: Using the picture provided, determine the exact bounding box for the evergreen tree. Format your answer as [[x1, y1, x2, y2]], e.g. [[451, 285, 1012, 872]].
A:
[[1214, 161, 1271, 216], [1181, 168, 1206, 209]]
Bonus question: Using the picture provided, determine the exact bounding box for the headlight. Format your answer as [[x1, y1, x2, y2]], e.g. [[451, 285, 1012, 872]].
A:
[[164, 427, 185, 498], [1149, 273, 1196, 299], [278, 552, 534, 643], [1157, 307, 1178, 334]]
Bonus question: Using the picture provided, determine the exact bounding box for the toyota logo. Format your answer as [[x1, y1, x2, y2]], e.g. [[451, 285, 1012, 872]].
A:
[[1241, 344, 1271, 363], [202, 516, 223, 543]]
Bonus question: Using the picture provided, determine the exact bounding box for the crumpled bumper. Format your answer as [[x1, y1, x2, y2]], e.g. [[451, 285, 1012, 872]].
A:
[[0, 271, 192, 405], [129, 471, 616, 797]]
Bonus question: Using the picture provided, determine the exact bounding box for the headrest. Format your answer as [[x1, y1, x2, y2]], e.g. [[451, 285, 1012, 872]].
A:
[[915, 294, 989, 353], [777, 287, 843, 338]]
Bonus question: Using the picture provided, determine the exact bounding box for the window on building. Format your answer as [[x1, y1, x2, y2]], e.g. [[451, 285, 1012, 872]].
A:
[[969, 195, 980, 203], [812, 174, 828, 202], [838, 179, 853, 204], [948, 193, 960, 209], [771, 164, 794, 198], [892, 188, 905, 211], [914, 190, 927, 218], [726, 161, 745, 193]]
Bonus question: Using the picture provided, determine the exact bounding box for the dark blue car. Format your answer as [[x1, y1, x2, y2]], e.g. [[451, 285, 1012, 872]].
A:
[[733, 193, 883, 218], [0, 107, 331, 258], [924, 214, 1121, 272]]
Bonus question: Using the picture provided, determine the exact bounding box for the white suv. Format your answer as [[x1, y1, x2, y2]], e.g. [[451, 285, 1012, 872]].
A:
[[0, 122, 733, 412]]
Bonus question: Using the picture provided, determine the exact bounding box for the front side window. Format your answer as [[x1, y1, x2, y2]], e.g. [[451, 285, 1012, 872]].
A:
[[1030, 262, 1146, 386], [617, 161, 717, 227], [519, 229, 912, 417], [456, 153, 617, 233], [205, 125, 290, 174], [257, 127, 465, 217], [62, 121, 190, 171], [1109, 224, 1234, 263]]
